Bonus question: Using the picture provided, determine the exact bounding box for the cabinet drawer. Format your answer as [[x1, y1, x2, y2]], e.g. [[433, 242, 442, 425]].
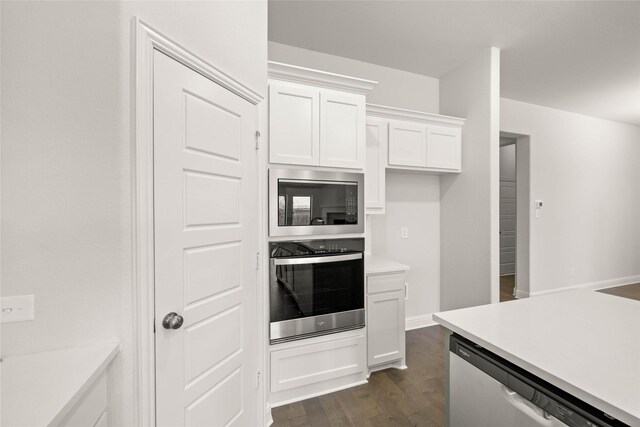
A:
[[367, 272, 405, 294], [270, 333, 365, 393]]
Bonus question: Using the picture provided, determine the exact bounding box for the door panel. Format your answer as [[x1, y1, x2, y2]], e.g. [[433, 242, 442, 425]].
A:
[[365, 118, 387, 214], [269, 82, 319, 165], [320, 90, 365, 168], [153, 50, 258, 427], [426, 125, 461, 170], [388, 121, 427, 167]]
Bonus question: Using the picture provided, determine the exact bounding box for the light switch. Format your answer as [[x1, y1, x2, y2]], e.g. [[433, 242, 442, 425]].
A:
[[1, 295, 35, 323], [401, 227, 409, 239], [535, 200, 543, 218]]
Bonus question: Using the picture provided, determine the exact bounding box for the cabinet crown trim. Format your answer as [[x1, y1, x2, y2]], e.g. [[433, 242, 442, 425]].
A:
[[268, 61, 378, 95], [367, 103, 465, 126]]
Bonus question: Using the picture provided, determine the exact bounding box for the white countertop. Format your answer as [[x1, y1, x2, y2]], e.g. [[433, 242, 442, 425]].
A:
[[1, 343, 119, 427], [433, 291, 640, 426], [365, 255, 410, 275]]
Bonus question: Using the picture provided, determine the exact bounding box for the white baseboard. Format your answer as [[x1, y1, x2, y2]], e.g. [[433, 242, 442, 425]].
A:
[[405, 314, 437, 331], [515, 289, 529, 299], [530, 275, 640, 297]]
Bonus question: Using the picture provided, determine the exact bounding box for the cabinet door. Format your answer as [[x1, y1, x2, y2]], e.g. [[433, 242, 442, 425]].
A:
[[367, 289, 405, 367], [320, 90, 365, 169], [426, 125, 461, 171], [365, 118, 387, 214], [269, 82, 320, 166], [388, 121, 427, 168]]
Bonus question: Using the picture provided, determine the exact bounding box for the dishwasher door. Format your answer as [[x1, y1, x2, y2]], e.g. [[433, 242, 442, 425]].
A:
[[450, 353, 565, 427]]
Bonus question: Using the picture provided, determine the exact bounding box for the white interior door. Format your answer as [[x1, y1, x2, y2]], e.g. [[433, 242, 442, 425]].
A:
[[153, 50, 258, 427]]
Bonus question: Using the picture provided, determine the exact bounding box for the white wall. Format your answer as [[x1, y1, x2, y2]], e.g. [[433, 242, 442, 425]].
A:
[[268, 42, 442, 324], [0, 2, 267, 425], [501, 98, 640, 295], [439, 48, 501, 310], [268, 41, 439, 113], [370, 172, 441, 325]]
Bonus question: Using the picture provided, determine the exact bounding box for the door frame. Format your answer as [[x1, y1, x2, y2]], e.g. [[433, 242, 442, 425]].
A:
[[496, 131, 532, 301], [133, 18, 263, 426]]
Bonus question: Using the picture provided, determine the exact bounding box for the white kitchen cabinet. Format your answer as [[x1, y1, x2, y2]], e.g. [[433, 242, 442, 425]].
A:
[[320, 89, 366, 169], [388, 121, 428, 167], [366, 271, 407, 371], [426, 125, 462, 170], [365, 118, 387, 214], [268, 82, 320, 166], [269, 328, 367, 406], [368, 104, 465, 174], [268, 62, 376, 169], [60, 373, 108, 427], [1, 344, 118, 427]]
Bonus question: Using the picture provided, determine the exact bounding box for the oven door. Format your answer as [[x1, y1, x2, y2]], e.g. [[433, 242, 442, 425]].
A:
[[269, 169, 364, 237], [270, 253, 365, 343]]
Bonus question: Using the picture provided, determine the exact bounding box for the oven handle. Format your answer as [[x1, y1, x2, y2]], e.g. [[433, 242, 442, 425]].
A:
[[273, 253, 362, 265]]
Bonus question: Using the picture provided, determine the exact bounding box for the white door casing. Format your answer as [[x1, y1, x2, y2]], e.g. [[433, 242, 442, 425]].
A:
[[153, 49, 258, 426]]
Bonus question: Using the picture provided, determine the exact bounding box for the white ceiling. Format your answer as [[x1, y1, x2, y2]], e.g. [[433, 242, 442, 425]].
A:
[[269, 1, 640, 126]]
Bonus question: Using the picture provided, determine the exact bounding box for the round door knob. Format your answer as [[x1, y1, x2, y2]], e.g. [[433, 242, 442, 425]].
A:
[[162, 312, 184, 330]]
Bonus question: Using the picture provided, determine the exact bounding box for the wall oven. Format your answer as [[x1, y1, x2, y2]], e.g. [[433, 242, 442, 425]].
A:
[[269, 169, 364, 237], [269, 238, 365, 344]]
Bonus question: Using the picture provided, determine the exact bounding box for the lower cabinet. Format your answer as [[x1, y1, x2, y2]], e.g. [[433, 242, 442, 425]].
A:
[[269, 329, 367, 407], [366, 272, 407, 371], [60, 372, 108, 427]]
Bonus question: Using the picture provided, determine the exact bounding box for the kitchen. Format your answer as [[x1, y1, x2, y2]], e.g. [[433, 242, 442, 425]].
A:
[[1, 1, 639, 427]]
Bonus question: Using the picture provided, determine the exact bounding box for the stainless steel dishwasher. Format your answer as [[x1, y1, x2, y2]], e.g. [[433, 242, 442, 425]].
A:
[[449, 334, 628, 427]]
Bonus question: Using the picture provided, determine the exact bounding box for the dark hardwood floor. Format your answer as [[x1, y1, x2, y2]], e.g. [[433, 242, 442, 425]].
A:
[[598, 282, 640, 300], [271, 282, 640, 426], [500, 274, 516, 302]]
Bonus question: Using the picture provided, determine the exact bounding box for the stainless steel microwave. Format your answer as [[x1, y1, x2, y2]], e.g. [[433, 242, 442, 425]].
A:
[[269, 169, 364, 237]]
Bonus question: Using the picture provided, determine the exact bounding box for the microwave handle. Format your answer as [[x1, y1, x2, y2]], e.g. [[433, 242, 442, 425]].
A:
[[273, 253, 362, 266]]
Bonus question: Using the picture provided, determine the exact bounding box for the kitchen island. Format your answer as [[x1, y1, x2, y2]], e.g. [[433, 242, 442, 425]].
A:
[[433, 290, 639, 426]]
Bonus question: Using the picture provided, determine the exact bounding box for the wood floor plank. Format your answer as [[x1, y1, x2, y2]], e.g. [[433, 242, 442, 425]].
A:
[[597, 282, 640, 301], [318, 394, 353, 427]]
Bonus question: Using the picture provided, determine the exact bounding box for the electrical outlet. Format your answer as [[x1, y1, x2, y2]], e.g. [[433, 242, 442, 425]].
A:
[[1, 295, 35, 323], [569, 267, 575, 277], [401, 227, 409, 239]]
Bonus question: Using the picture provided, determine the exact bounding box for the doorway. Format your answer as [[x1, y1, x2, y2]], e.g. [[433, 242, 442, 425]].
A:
[[499, 132, 531, 302]]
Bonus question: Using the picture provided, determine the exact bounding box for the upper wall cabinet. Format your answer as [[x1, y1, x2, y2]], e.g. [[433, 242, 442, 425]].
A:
[[365, 118, 388, 214], [268, 62, 377, 169], [368, 104, 465, 173], [269, 83, 320, 166]]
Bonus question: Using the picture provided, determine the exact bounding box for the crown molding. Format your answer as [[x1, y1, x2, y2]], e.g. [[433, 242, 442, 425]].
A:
[[366, 103, 465, 126], [268, 61, 377, 95]]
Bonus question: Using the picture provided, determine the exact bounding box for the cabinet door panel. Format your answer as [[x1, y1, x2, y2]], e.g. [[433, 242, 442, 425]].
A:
[[388, 121, 427, 167], [365, 118, 387, 214], [426, 125, 461, 170], [367, 290, 405, 366], [269, 82, 320, 166], [320, 90, 365, 169]]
